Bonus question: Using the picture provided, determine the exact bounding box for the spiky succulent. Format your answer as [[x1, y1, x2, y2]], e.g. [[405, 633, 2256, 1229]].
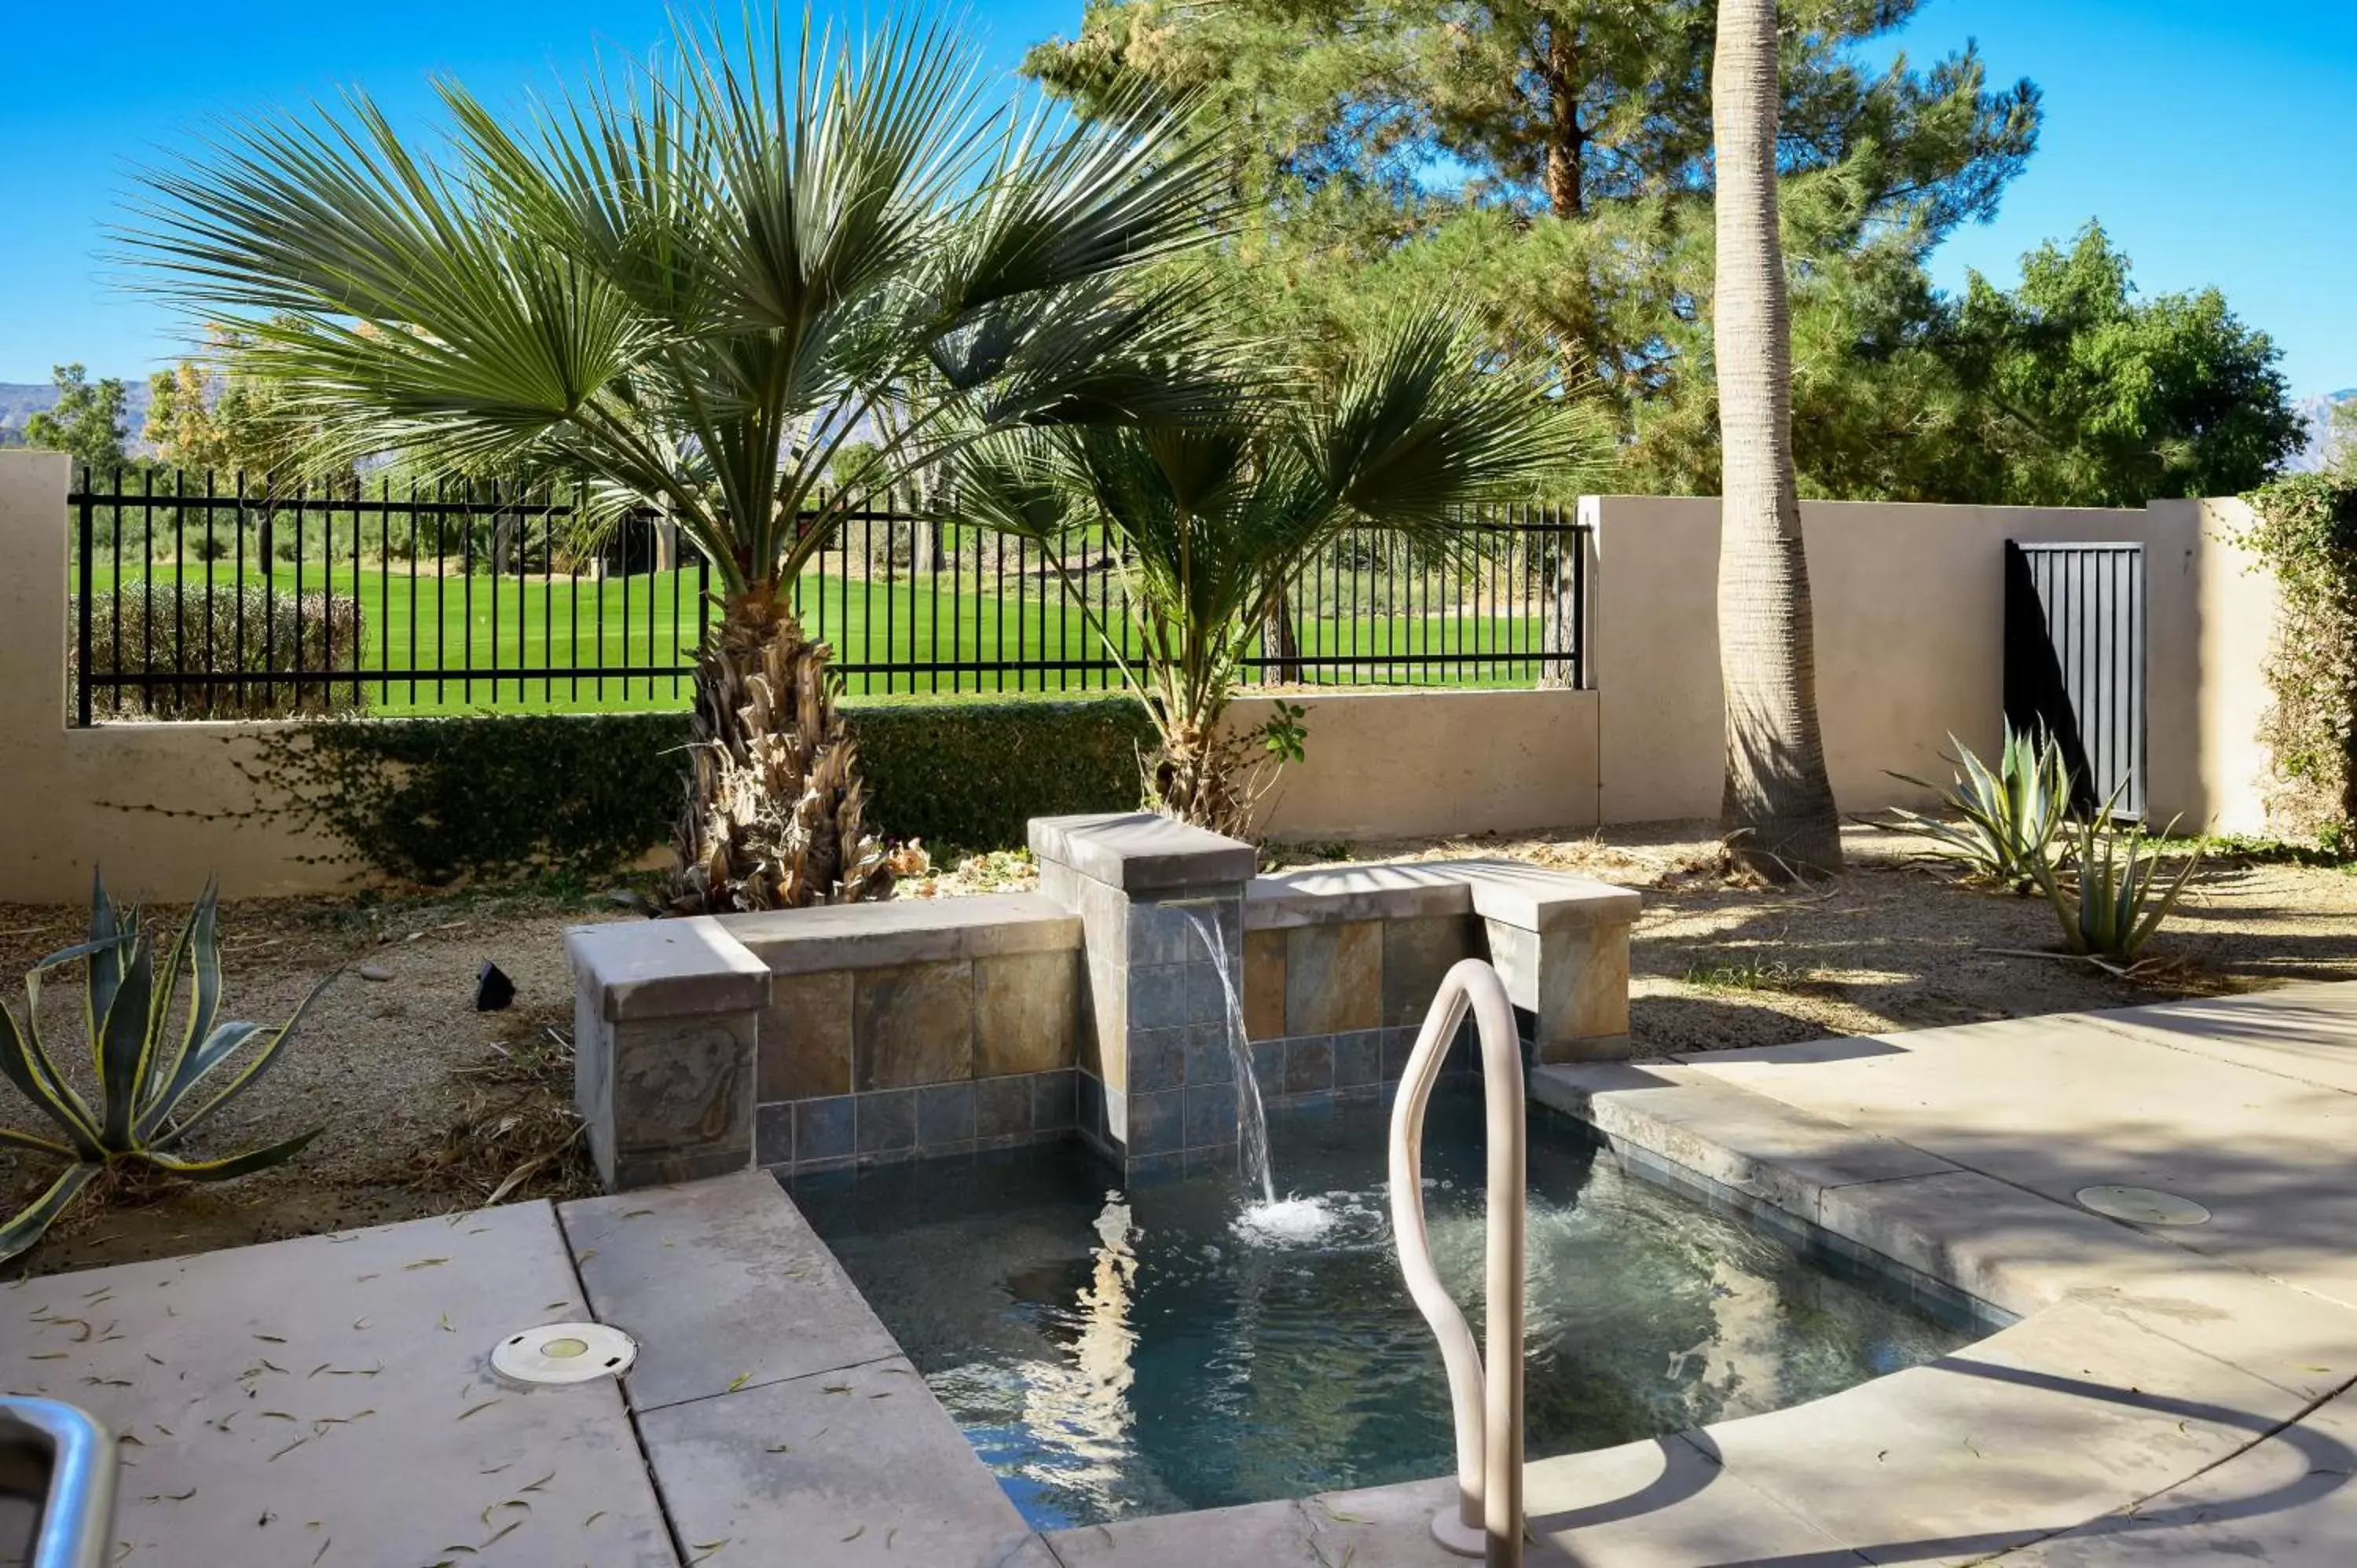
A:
[[2033, 811, 2203, 963], [0, 874, 331, 1261], [1887, 726, 2073, 889]]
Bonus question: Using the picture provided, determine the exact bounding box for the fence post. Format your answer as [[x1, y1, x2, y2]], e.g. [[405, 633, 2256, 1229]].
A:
[[75, 470, 93, 728]]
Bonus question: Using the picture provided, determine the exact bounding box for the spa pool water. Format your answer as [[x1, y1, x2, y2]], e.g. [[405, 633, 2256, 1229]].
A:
[[794, 1085, 1971, 1529]]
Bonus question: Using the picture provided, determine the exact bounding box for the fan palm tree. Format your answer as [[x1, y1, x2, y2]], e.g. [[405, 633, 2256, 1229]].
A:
[[122, 13, 1225, 910], [1712, 0, 1844, 877], [945, 311, 1603, 834]]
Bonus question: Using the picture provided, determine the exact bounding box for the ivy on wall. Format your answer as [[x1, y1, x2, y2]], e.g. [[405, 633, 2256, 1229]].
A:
[[242, 699, 1154, 885], [2234, 475, 2357, 850]]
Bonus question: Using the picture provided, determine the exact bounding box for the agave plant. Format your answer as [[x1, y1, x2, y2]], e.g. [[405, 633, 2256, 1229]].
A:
[[944, 309, 1603, 833], [0, 876, 330, 1260], [123, 13, 1226, 914], [2031, 810, 2204, 964], [1886, 727, 2073, 889]]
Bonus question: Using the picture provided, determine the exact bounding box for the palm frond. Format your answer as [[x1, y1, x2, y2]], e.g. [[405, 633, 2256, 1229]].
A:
[[119, 11, 1226, 600]]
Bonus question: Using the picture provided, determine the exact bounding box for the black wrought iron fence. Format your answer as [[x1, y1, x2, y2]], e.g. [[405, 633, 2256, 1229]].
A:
[[66, 468, 1589, 723]]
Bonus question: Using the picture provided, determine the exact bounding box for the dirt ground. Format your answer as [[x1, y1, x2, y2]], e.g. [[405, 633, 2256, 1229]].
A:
[[0, 885, 633, 1277], [3, 820, 2352, 1277]]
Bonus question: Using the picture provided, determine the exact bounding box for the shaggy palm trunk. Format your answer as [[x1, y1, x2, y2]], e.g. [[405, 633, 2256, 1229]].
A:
[[1710, 0, 1844, 878], [1263, 592, 1303, 683], [669, 586, 893, 912], [1149, 709, 1259, 840]]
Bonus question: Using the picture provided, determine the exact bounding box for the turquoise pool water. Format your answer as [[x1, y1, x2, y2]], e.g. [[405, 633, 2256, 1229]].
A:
[[794, 1084, 1971, 1529]]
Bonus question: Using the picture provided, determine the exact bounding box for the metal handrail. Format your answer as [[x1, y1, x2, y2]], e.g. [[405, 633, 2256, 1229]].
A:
[[1389, 958, 1526, 1566], [0, 1398, 118, 1568]]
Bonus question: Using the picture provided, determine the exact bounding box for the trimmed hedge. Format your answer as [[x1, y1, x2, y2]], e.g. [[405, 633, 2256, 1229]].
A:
[[850, 698, 1156, 852], [256, 698, 1154, 885], [71, 586, 365, 720]]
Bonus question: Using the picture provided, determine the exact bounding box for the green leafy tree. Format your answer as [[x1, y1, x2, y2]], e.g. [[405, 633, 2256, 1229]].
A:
[[827, 440, 888, 495], [1944, 223, 2302, 507], [24, 365, 131, 473], [1024, 0, 2038, 489], [145, 324, 334, 480], [127, 14, 1222, 912], [2328, 401, 2357, 483], [948, 310, 1603, 831]]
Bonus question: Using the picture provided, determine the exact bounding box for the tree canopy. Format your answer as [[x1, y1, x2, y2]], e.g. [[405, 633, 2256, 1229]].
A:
[[1025, 0, 2297, 507], [22, 365, 130, 472], [143, 325, 332, 479], [1941, 224, 2303, 507], [1026, 0, 2035, 434]]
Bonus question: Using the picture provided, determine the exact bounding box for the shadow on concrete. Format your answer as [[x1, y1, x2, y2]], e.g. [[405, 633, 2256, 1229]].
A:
[[1531, 1355, 2357, 1566]]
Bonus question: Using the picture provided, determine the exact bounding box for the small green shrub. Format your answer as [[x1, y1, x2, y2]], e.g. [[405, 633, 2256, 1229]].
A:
[[69, 585, 365, 720], [0, 875, 331, 1261], [1886, 727, 2072, 889], [2031, 811, 2203, 963]]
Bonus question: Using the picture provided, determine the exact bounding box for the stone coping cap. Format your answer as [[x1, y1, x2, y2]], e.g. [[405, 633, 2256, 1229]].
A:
[[1028, 811, 1257, 891], [1453, 857, 1642, 929], [1244, 857, 1640, 931], [720, 891, 1080, 976], [1244, 863, 1474, 929], [566, 915, 771, 1021]]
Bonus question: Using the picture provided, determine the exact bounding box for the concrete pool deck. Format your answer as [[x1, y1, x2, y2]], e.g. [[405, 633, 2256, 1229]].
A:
[[8, 980, 2357, 1564]]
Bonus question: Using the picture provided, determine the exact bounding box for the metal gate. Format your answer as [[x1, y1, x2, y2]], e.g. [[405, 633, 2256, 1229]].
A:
[[2003, 541, 2146, 819]]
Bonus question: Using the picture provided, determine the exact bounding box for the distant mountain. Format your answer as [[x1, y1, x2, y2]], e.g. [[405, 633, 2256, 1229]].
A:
[[2289, 389, 2357, 474], [0, 379, 156, 452]]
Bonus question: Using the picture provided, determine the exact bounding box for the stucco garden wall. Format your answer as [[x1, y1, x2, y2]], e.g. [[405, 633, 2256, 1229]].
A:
[[0, 452, 2286, 903], [1585, 493, 2277, 833], [0, 452, 351, 903]]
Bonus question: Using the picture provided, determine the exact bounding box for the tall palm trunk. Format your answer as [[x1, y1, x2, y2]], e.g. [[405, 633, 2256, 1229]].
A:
[[1711, 0, 1843, 878], [670, 586, 893, 912]]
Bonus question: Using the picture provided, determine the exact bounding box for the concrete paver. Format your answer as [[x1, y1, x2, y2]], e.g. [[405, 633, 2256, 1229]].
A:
[[1046, 1500, 1332, 1566], [1684, 1010, 2357, 1306], [636, 1355, 1036, 1568], [1530, 1060, 1956, 1224], [563, 1169, 898, 1412], [2086, 980, 2357, 1096], [1686, 1299, 2305, 1565], [1995, 1372, 2357, 1564], [0, 1201, 675, 1566]]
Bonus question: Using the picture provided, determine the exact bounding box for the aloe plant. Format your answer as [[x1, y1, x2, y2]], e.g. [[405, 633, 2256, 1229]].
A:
[[0, 874, 331, 1260], [1887, 727, 2073, 889], [2032, 811, 2204, 963]]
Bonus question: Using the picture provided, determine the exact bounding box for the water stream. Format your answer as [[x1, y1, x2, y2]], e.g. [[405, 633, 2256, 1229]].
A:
[[1182, 906, 1274, 1204]]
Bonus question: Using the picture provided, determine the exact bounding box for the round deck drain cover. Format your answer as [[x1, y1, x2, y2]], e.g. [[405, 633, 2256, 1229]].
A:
[[492, 1321, 637, 1386], [2076, 1185, 2211, 1227]]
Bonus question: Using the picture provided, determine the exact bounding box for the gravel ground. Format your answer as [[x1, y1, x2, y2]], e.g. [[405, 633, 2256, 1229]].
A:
[[0, 885, 632, 1277], [2, 819, 2351, 1276]]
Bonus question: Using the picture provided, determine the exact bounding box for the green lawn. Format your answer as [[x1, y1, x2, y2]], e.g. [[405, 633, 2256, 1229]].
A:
[[82, 561, 1559, 716]]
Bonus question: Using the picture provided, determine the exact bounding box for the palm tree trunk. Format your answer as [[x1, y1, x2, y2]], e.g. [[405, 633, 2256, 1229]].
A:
[[669, 586, 894, 912], [1711, 0, 1843, 878], [1263, 591, 1303, 683]]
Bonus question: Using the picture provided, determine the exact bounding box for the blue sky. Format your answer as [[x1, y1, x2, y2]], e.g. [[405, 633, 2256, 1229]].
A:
[[2, 0, 2352, 396]]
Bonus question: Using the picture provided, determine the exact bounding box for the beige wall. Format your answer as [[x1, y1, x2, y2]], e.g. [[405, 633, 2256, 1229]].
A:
[[2173, 497, 2279, 837], [1588, 493, 2279, 832], [0, 452, 350, 903], [0, 452, 2293, 903], [1228, 687, 1601, 842]]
